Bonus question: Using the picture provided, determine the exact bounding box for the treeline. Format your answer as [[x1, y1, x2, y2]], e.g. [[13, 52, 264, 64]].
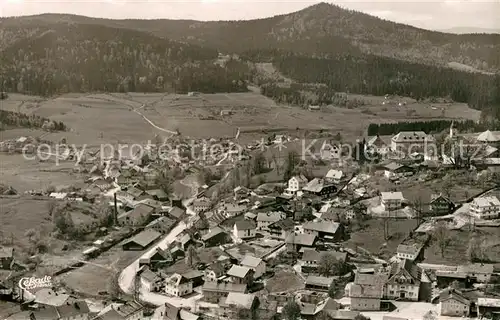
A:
[[367, 120, 493, 136], [0, 23, 250, 96], [0, 110, 67, 131], [272, 53, 500, 112]]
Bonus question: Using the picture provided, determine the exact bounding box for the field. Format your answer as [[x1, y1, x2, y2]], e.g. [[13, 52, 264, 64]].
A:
[[57, 247, 142, 297], [265, 269, 305, 293], [0, 92, 481, 147], [0, 153, 83, 193], [344, 218, 418, 259]]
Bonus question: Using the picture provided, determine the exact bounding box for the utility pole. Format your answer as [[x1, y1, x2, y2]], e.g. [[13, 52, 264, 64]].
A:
[[113, 192, 118, 225]]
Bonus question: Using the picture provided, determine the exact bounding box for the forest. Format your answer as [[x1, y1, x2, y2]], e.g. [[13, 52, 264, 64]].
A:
[[0, 110, 67, 131], [0, 23, 251, 96]]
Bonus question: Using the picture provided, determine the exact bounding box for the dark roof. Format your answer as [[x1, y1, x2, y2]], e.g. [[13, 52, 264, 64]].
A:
[[202, 281, 247, 293], [234, 220, 256, 230], [201, 226, 227, 241], [440, 288, 471, 306], [0, 247, 14, 259], [123, 229, 161, 248], [169, 207, 186, 219], [268, 218, 295, 231], [182, 269, 203, 280], [118, 203, 154, 222]]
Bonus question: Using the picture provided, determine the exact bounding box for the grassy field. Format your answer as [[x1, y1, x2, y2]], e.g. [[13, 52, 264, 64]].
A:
[[344, 218, 418, 259], [1, 92, 481, 146], [266, 269, 305, 293], [57, 247, 142, 297]]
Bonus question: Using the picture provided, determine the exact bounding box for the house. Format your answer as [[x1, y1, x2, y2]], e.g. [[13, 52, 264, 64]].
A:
[[268, 218, 294, 240], [122, 229, 161, 251], [286, 175, 308, 195], [219, 292, 258, 319], [429, 194, 455, 216], [383, 162, 414, 179], [202, 281, 247, 303], [308, 105, 320, 111], [385, 259, 421, 301], [92, 301, 144, 320], [233, 220, 256, 240], [152, 302, 199, 320], [193, 196, 211, 213], [457, 263, 494, 283], [147, 216, 177, 235], [182, 270, 204, 288], [305, 275, 333, 292], [346, 272, 388, 311], [204, 262, 228, 282], [256, 211, 285, 232], [233, 186, 250, 200], [391, 131, 435, 154], [325, 169, 343, 184], [177, 233, 193, 251], [201, 226, 231, 247], [0, 247, 14, 270], [168, 207, 186, 221], [148, 248, 174, 270], [118, 203, 154, 226], [319, 142, 341, 162], [145, 189, 169, 202], [302, 178, 337, 198], [365, 135, 389, 155], [477, 297, 500, 318], [25, 300, 91, 320], [165, 273, 192, 297], [221, 202, 247, 217], [396, 244, 422, 261], [439, 288, 471, 317], [381, 192, 405, 212], [301, 249, 347, 274], [302, 220, 342, 242], [227, 265, 254, 285], [170, 245, 184, 261], [469, 196, 500, 220], [240, 255, 266, 279], [138, 266, 163, 292], [286, 233, 317, 253]]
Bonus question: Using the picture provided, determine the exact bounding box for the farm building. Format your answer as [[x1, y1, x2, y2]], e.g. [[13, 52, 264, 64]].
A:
[[122, 229, 161, 251]]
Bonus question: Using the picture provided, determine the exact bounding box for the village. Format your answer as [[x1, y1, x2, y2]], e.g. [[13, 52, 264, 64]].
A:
[[2, 122, 500, 320]]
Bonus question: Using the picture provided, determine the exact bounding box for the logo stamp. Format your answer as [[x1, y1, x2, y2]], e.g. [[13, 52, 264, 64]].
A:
[[18, 276, 53, 291]]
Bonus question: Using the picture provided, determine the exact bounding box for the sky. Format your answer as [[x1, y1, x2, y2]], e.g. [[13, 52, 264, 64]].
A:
[[1, 0, 499, 31]]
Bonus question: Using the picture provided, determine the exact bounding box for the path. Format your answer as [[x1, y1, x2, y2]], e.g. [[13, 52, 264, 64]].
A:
[[132, 105, 178, 136]]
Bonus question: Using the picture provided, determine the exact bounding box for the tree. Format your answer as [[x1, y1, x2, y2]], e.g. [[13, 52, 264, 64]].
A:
[[328, 280, 336, 298], [109, 270, 121, 300], [252, 152, 267, 175], [433, 221, 451, 257], [318, 253, 348, 277], [156, 169, 174, 196], [185, 245, 197, 267], [282, 300, 301, 320], [283, 150, 300, 181]]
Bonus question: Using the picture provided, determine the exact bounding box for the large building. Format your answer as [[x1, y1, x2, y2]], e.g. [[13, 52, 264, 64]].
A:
[[391, 131, 434, 155], [470, 196, 500, 220]]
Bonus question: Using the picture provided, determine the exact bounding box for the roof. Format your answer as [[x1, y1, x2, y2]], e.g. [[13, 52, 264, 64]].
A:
[[240, 255, 263, 268], [155, 302, 199, 320], [169, 207, 186, 219], [56, 301, 90, 318], [325, 169, 343, 180], [206, 261, 227, 277], [182, 269, 203, 280], [303, 178, 333, 193], [34, 288, 70, 307], [384, 162, 405, 171], [440, 288, 471, 306], [471, 196, 500, 208], [202, 281, 247, 293], [303, 220, 340, 235], [397, 244, 421, 255], [268, 218, 295, 231], [118, 203, 154, 221], [123, 229, 161, 248], [392, 131, 434, 142], [457, 263, 494, 274], [367, 135, 387, 147], [477, 130, 500, 142], [145, 189, 168, 199], [223, 292, 255, 309], [389, 259, 421, 285], [227, 265, 252, 278], [140, 268, 160, 283], [430, 194, 454, 205], [301, 249, 321, 262], [165, 273, 190, 286], [234, 220, 256, 230], [305, 275, 333, 287], [290, 175, 308, 184], [201, 226, 226, 241], [381, 191, 404, 201], [256, 211, 284, 223], [477, 297, 500, 307], [285, 233, 316, 246]]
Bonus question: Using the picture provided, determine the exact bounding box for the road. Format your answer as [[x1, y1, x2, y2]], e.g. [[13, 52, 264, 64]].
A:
[[132, 104, 178, 136], [118, 221, 187, 295]]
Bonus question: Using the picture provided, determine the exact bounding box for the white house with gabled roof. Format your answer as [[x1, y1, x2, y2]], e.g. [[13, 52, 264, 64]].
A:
[[381, 192, 404, 211]]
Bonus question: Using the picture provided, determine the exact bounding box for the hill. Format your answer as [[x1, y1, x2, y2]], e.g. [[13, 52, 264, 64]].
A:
[[0, 21, 250, 96], [3, 3, 500, 72]]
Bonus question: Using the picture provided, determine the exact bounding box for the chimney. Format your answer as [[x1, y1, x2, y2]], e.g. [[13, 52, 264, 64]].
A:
[[114, 192, 118, 225]]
